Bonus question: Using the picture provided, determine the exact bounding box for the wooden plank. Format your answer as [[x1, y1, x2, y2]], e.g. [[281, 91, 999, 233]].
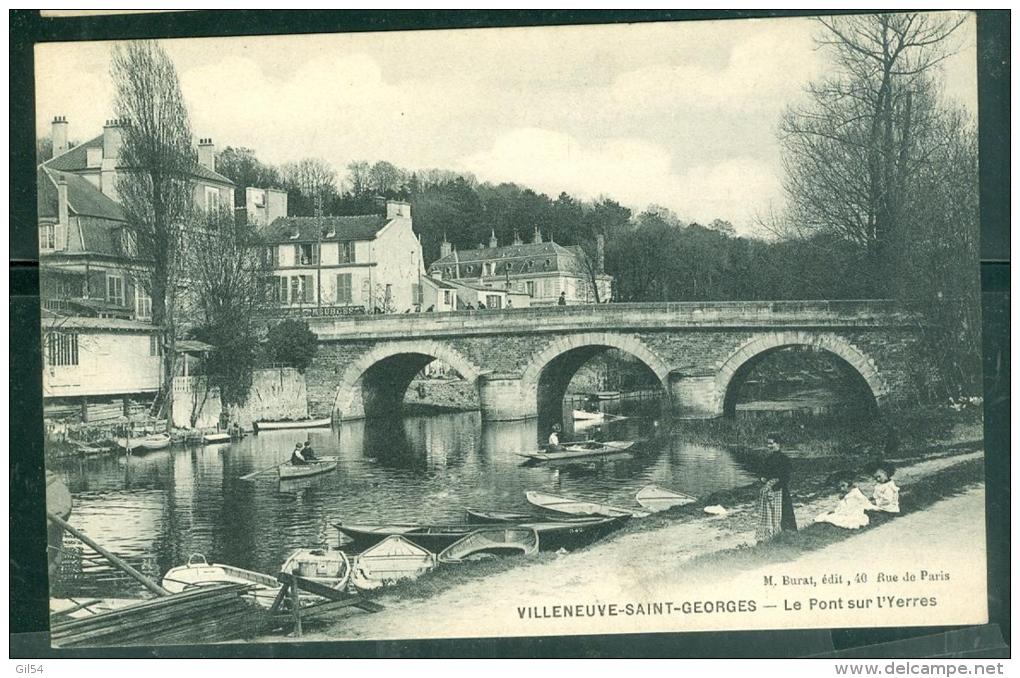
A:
[[269, 580, 290, 615], [276, 571, 346, 601]]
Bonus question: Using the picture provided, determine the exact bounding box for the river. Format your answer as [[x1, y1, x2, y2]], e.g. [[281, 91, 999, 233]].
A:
[[49, 406, 764, 598]]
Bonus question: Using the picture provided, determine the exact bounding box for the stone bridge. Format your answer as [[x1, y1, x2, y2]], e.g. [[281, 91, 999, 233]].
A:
[[302, 301, 922, 422]]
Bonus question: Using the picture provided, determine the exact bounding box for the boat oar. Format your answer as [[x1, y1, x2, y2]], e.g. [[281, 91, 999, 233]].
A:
[[239, 459, 291, 481]]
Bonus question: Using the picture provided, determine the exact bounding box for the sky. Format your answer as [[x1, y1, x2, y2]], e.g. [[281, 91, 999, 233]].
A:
[[35, 13, 977, 236]]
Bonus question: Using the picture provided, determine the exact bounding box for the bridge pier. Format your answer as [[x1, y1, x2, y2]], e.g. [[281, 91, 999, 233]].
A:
[[478, 374, 536, 421], [668, 372, 723, 419]]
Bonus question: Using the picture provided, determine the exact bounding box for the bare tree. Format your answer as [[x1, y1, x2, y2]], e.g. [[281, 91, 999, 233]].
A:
[[780, 12, 965, 292], [110, 40, 198, 423]]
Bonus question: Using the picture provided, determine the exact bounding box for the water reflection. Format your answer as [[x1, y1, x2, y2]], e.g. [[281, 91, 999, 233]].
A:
[[50, 409, 756, 598]]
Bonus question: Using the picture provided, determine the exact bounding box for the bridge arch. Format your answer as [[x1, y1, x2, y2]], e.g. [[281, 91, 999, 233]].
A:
[[519, 332, 672, 423], [715, 331, 888, 417], [333, 341, 482, 420]]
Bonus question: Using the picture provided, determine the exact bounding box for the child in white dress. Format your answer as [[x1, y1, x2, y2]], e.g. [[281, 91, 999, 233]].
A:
[[815, 476, 875, 529], [869, 464, 900, 513]]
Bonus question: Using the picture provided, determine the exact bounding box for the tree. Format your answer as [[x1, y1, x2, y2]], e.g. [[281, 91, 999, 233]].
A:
[[111, 40, 198, 423], [215, 147, 281, 206], [185, 207, 269, 425], [368, 160, 406, 196], [280, 158, 338, 216], [265, 319, 318, 372]]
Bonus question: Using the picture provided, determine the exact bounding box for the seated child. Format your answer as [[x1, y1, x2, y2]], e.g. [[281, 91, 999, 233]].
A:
[[814, 475, 875, 530], [869, 463, 900, 513]]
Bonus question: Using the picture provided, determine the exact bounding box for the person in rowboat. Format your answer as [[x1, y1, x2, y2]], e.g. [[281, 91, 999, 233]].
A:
[[290, 442, 307, 466], [302, 440, 318, 461], [547, 424, 562, 450]]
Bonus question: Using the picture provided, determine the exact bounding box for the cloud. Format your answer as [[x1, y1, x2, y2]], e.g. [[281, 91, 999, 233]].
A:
[[459, 127, 781, 236]]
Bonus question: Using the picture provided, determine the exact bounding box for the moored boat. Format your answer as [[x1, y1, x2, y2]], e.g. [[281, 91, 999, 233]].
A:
[[525, 515, 630, 551], [336, 522, 477, 552], [437, 527, 539, 563], [518, 440, 635, 462], [636, 485, 698, 512], [572, 409, 605, 422], [465, 508, 543, 524], [280, 548, 350, 591], [525, 490, 650, 518], [203, 432, 232, 444], [161, 554, 283, 608], [350, 536, 435, 590], [278, 456, 338, 480], [114, 433, 171, 453], [253, 417, 331, 431]]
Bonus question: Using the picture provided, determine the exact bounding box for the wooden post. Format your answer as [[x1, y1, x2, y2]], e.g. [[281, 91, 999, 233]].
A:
[[46, 511, 169, 597], [290, 577, 302, 637]]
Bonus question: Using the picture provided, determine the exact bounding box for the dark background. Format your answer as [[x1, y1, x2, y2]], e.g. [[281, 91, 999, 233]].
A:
[[9, 9, 1010, 658]]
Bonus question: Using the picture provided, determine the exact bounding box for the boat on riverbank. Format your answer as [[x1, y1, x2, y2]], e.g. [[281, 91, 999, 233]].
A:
[[161, 554, 283, 608], [636, 485, 698, 512], [253, 417, 331, 432], [527, 515, 631, 550], [526, 490, 650, 518], [572, 409, 605, 422], [114, 433, 171, 453], [518, 440, 635, 462], [46, 471, 72, 577], [280, 548, 350, 591], [437, 527, 539, 563], [350, 536, 435, 590], [278, 456, 338, 479], [336, 523, 477, 552], [465, 508, 542, 524]]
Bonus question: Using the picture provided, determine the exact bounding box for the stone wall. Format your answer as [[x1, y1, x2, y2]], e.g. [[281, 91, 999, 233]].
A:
[[173, 367, 309, 430]]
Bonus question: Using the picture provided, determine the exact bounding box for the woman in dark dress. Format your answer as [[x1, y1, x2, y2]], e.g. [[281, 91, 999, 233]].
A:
[[756, 434, 798, 542]]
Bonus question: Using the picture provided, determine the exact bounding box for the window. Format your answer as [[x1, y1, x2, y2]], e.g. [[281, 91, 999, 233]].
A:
[[277, 276, 288, 303], [290, 276, 301, 304], [47, 332, 78, 366], [526, 281, 535, 297], [39, 224, 56, 251], [204, 186, 221, 214], [384, 284, 393, 303], [106, 275, 124, 306], [336, 273, 353, 304], [119, 229, 137, 256], [302, 275, 315, 303], [299, 243, 319, 265], [412, 283, 422, 305], [135, 287, 152, 320], [486, 294, 502, 309], [56, 276, 83, 299], [443, 290, 451, 305], [339, 242, 355, 264], [149, 335, 161, 356]]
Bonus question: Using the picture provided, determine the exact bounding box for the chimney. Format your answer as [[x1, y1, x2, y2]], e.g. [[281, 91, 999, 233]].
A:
[[197, 138, 215, 171], [512, 230, 522, 246], [386, 200, 411, 220], [57, 175, 69, 227], [532, 226, 542, 244], [439, 233, 453, 259], [488, 229, 498, 249], [103, 118, 124, 161], [51, 116, 69, 158], [596, 234, 605, 273]]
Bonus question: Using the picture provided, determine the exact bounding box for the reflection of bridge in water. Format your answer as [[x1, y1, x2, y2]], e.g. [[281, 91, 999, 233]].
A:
[[302, 301, 921, 423]]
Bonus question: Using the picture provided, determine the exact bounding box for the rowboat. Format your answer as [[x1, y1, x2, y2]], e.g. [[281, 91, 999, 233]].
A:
[[525, 490, 650, 518], [336, 523, 478, 552], [636, 485, 698, 512], [518, 440, 635, 462], [278, 456, 338, 480], [114, 433, 171, 453], [437, 527, 539, 563], [349, 536, 435, 590], [253, 417, 331, 431], [203, 432, 232, 444], [572, 409, 605, 422], [161, 554, 283, 608], [526, 515, 630, 551], [280, 548, 350, 591]]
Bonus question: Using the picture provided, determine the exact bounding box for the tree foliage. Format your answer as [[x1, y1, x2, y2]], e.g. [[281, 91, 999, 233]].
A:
[[265, 319, 318, 373], [215, 146, 281, 206]]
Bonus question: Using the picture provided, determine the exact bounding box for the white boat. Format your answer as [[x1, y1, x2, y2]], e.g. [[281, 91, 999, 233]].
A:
[[572, 409, 605, 422], [203, 432, 231, 444], [161, 553, 283, 608], [253, 417, 331, 431], [525, 490, 649, 518], [280, 548, 350, 591], [635, 485, 698, 512], [437, 528, 539, 563], [518, 440, 636, 462], [350, 536, 435, 591], [114, 433, 171, 453], [278, 456, 338, 480]]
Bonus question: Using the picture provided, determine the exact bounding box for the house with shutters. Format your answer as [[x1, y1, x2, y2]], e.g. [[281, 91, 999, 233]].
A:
[[261, 200, 426, 316], [38, 116, 234, 420]]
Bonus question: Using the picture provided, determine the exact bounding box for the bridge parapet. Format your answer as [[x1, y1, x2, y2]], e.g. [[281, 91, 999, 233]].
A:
[[307, 300, 916, 341]]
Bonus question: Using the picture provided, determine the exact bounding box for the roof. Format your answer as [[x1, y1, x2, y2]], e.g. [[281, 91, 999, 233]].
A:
[[38, 166, 127, 223], [429, 241, 588, 276], [176, 339, 215, 353], [263, 215, 389, 243], [44, 134, 235, 186], [423, 275, 458, 290], [42, 315, 161, 333]]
